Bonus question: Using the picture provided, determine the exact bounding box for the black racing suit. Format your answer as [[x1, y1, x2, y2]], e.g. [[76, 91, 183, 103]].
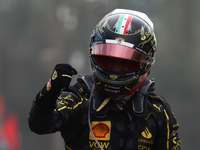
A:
[[28, 75, 181, 150]]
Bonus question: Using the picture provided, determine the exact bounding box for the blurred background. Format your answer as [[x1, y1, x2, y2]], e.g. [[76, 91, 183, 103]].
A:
[[0, 0, 199, 149]]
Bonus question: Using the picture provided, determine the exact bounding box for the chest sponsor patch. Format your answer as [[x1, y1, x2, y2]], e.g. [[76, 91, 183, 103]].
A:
[[89, 121, 111, 141]]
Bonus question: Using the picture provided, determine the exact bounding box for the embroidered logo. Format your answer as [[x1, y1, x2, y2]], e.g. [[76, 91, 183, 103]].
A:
[[89, 121, 111, 141], [52, 70, 57, 80], [141, 127, 152, 139], [153, 104, 162, 112]]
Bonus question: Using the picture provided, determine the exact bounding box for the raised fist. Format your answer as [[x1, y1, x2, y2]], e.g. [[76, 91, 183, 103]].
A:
[[46, 64, 77, 94]]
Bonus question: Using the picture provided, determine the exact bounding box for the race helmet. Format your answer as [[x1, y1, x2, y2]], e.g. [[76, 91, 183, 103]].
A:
[[89, 9, 157, 96]]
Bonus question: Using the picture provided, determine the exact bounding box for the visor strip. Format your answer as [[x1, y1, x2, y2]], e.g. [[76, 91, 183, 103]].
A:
[[105, 39, 134, 48]]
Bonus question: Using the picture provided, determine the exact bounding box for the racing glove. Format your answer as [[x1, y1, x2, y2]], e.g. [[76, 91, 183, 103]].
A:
[[45, 64, 78, 97], [34, 64, 77, 110]]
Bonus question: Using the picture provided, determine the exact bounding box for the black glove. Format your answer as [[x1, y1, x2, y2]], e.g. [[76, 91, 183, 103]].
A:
[[46, 64, 77, 96]]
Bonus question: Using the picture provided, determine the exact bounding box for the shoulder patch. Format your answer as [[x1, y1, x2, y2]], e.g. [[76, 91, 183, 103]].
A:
[[147, 93, 168, 113]]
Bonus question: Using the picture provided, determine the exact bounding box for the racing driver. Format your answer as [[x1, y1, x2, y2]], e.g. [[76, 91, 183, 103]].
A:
[[28, 8, 181, 150]]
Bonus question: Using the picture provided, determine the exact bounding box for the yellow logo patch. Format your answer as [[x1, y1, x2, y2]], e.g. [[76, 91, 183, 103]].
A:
[[52, 70, 57, 80], [89, 121, 111, 141], [109, 75, 118, 80], [141, 127, 152, 139]]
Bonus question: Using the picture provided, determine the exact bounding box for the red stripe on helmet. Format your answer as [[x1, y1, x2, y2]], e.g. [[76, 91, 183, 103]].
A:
[[123, 15, 133, 35]]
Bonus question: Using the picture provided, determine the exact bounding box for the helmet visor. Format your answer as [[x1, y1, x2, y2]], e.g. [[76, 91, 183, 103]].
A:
[[91, 43, 148, 63], [95, 55, 140, 71]]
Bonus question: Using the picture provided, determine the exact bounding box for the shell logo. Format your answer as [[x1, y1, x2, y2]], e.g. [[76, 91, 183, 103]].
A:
[[93, 123, 109, 138], [89, 121, 111, 141]]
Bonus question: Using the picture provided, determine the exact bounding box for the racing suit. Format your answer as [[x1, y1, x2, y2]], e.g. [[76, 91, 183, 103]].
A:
[[28, 75, 181, 150]]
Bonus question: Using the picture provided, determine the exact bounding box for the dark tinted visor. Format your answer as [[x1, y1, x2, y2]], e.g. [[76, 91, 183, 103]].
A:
[[91, 43, 148, 63]]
